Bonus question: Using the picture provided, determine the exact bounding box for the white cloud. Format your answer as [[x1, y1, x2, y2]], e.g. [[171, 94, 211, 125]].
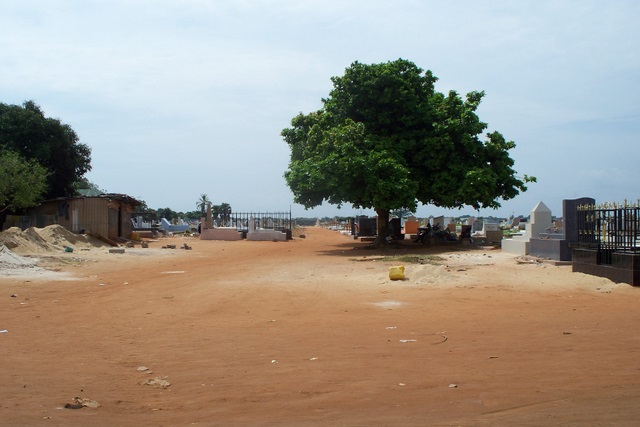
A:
[[2, 0, 639, 217]]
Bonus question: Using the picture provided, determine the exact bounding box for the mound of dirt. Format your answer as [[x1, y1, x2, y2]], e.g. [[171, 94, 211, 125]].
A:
[[0, 225, 109, 255], [34, 224, 108, 249], [0, 227, 57, 255]]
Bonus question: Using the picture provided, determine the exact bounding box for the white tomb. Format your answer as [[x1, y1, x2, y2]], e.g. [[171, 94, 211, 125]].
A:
[[502, 201, 552, 256]]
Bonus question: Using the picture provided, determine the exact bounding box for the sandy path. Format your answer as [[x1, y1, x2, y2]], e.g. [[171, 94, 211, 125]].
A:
[[1, 227, 640, 426]]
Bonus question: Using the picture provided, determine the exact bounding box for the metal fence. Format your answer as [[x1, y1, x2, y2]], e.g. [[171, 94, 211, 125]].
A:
[[228, 211, 293, 233], [576, 202, 640, 262]]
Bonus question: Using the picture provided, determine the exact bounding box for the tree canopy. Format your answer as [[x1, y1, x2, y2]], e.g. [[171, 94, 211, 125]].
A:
[[0, 100, 92, 200], [212, 203, 232, 224], [0, 150, 49, 213], [196, 193, 211, 217], [283, 59, 534, 243]]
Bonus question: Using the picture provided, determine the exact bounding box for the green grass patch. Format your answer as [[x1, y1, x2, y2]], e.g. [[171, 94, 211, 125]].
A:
[[380, 254, 445, 265]]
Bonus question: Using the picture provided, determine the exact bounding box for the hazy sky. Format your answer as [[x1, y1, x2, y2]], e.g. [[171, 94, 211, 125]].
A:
[[2, 1, 639, 218]]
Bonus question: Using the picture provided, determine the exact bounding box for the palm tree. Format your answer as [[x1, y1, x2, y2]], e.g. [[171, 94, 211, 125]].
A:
[[213, 202, 232, 224], [196, 193, 210, 218]]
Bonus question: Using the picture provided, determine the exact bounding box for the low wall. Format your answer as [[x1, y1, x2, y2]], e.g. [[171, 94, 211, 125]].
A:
[[530, 238, 572, 261], [200, 227, 243, 241], [572, 248, 640, 286], [247, 229, 287, 242]]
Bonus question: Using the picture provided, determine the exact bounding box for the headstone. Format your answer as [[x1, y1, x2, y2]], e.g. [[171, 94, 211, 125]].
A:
[[502, 201, 553, 256], [389, 218, 403, 240], [483, 222, 499, 232], [563, 197, 595, 242], [403, 216, 419, 235], [481, 221, 501, 243]]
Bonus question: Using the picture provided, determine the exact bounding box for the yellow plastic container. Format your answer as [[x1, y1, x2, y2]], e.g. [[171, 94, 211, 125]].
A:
[[388, 265, 405, 280]]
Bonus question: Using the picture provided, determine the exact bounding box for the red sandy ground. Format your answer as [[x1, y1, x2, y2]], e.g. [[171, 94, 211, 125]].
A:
[[2, 227, 640, 426]]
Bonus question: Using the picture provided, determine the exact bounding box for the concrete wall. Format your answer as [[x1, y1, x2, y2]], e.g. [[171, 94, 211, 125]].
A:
[[200, 227, 243, 241], [247, 229, 287, 241]]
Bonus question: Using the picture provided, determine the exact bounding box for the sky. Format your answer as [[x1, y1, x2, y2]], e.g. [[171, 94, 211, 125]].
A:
[[1, 1, 639, 219]]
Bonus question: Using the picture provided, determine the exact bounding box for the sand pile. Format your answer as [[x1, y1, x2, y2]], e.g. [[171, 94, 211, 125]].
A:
[[0, 227, 56, 254], [35, 224, 108, 249], [0, 225, 109, 255], [0, 244, 39, 268]]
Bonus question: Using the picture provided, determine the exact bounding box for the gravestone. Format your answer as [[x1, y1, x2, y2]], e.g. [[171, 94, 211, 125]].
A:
[[389, 217, 403, 240], [403, 216, 419, 235], [502, 201, 552, 255], [482, 222, 499, 232], [481, 221, 502, 244], [471, 219, 483, 234]]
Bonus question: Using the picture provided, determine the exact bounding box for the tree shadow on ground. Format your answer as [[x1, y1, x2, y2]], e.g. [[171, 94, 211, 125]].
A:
[[313, 238, 497, 258]]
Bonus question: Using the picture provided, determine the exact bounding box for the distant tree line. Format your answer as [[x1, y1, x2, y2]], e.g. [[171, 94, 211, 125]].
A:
[[133, 198, 233, 224]]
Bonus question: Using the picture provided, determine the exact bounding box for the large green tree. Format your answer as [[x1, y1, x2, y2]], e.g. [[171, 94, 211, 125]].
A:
[[0, 100, 92, 200], [283, 59, 534, 244]]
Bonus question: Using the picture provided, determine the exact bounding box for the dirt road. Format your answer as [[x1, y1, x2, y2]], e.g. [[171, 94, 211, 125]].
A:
[[2, 227, 640, 426]]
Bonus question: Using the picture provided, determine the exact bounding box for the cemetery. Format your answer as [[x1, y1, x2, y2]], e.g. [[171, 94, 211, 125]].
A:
[[499, 197, 593, 264], [346, 196, 640, 287], [500, 197, 640, 286], [349, 214, 501, 246]]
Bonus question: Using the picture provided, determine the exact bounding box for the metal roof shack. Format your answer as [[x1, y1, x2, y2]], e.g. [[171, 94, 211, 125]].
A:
[[3, 193, 142, 241]]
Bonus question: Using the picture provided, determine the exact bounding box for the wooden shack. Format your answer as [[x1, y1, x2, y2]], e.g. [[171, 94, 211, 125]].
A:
[[3, 194, 141, 241]]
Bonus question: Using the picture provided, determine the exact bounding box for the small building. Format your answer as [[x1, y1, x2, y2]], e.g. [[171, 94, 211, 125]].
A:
[[2, 194, 142, 241]]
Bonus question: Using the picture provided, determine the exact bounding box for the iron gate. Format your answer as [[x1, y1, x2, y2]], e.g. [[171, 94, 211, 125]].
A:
[[576, 201, 640, 264]]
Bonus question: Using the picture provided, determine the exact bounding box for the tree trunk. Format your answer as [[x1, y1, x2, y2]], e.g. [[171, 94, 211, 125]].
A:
[[374, 207, 390, 246]]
